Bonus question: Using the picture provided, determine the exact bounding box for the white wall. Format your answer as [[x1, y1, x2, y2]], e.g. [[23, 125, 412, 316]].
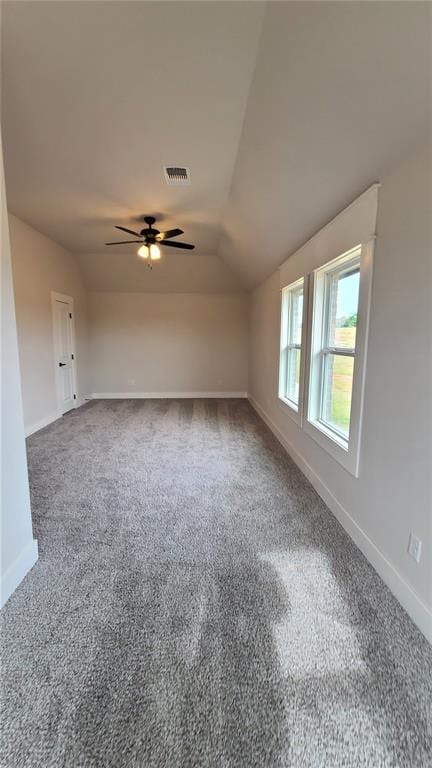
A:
[[248, 141, 432, 640], [88, 292, 248, 396], [8, 214, 89, 433], [1, 145, 38, 606]]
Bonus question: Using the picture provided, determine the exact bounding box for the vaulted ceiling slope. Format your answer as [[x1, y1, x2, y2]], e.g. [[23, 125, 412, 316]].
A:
[[220, 1, 432, 288], [2, 2, 431, 291], [1, 0, 264, 290]]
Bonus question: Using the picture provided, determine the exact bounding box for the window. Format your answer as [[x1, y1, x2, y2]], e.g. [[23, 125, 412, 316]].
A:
[[304, 243, 373, 475], [279, 277, 305, 419], [277, 184, 378, 477], [278, 243, 373, 476], [318, 253, 360, 440]]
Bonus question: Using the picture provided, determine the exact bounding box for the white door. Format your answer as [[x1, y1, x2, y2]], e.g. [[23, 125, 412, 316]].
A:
[[52, 296, 75, 414]]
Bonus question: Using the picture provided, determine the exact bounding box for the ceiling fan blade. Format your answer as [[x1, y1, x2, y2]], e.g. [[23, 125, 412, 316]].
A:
[[156, 228, 184, 241], [160, 240, 195, 250], [115, 225, 143, 238], [105, 240, 143, 245]]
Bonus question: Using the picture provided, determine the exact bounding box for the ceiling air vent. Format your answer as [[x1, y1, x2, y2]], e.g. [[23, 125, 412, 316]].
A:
[[164, 166, 190, 186]]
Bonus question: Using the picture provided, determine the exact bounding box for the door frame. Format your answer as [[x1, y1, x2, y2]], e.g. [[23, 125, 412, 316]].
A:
[[51, 291, 78, 415]]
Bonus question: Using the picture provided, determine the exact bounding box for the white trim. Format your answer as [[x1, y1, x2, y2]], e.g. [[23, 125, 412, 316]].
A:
[[248, 395, 432, 644], [303, 242, 374, 477], [25, 398, 88, 437], [25, 410, 62, 437], [74, 397, 88, 409], [1, 538, 38, 608], [278, 184, 379, 478], [278, 396, 300, 423], [278, 276, 307, 426], [90, 392, 248, 399], [51, 292, 79, 414]]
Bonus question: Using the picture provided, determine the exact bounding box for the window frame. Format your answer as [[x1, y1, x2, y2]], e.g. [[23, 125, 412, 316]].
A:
[[318, 252, 360, 441], [278, 276, 307, 425], [303, 241, 374, 476]]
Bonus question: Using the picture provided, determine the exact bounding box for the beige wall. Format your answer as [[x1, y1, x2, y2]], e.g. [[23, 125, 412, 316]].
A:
[[1, 146, 37, 605], [88, 292, 249, 396], [77, 250, 245, 294], [8, 213, 248, 426], [248, 141, 432, 636], [8, 214, 88, 432]]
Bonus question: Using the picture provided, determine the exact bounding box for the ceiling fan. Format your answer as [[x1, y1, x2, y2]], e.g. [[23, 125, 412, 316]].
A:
[[105, 215, 195, 265]]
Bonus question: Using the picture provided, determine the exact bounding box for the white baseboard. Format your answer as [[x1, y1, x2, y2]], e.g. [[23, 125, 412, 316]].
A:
[[25, 398, 90, 437], [75, 397, 88, 408], [90, 391, 248, 399], [25, 410, 61, 437], [1, 538, 38, 609], [249, 395, 432, 643]]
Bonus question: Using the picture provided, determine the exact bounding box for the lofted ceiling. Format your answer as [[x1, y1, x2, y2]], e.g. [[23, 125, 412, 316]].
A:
[[220, 1, 432, 288], [1, 0, 265, 289], [2, 1, 430, 291]]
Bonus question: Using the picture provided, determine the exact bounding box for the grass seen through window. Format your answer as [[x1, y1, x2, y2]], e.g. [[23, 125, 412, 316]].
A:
[[327, 326, 356, 433]]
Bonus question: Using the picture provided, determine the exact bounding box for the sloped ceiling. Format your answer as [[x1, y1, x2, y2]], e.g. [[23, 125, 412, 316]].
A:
[[1, 0, 265, 291], [2, 1, 430, 291], [220, 1, 431, 288]]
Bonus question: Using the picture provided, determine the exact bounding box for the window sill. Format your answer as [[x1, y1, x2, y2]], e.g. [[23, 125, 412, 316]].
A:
[[312, 419, 349, 451], [303, 416, 359, 477], [278, 395, 301, 426]]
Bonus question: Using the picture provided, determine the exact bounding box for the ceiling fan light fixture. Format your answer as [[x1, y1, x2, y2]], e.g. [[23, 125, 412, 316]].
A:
[[137, 244, 149, 259], [108, 216, 194, 261]]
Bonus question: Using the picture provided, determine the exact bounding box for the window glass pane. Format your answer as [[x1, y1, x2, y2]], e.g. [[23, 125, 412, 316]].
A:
[[286, 347, 301, 404], [279, 278, 304, 409], [289, 289, 303, 345], [321, 354, 354, 438], [327, 267, 359, 349]]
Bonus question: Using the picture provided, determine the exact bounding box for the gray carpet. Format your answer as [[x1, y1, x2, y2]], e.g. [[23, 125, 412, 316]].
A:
[[1, 399, 431, 767]]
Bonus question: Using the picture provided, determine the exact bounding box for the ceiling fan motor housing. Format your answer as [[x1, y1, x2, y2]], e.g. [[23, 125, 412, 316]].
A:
[[142, 216, 159, 241], [142, 230, 159, 241]]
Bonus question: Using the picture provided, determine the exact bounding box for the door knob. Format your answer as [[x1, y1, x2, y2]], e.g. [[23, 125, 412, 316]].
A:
[[58, 362, 66, 367]]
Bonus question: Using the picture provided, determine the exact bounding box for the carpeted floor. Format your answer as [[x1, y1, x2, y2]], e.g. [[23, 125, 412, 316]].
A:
[[1, 399, 431, 767]]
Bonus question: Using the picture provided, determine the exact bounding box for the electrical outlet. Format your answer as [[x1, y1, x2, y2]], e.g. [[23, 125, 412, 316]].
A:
[[128, 378, 136, 386], [408, 532, 422, 563]]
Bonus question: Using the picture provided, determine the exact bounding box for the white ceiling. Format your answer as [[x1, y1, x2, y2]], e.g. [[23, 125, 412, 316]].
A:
[[2, 1, 430, 290], [1, 0, 264, 287], [220, 1, 431, 288]]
